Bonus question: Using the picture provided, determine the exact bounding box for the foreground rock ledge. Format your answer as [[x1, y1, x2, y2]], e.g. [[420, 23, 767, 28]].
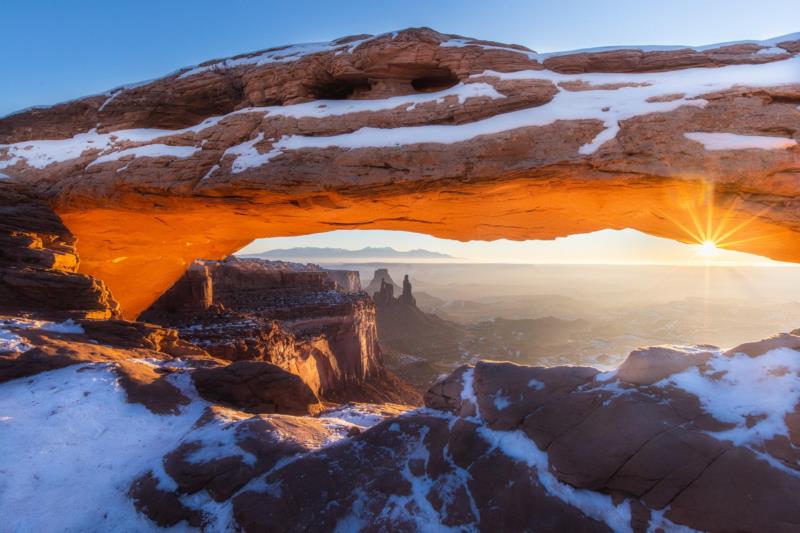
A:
[[6, 320, 799, 531], [1, 28, 799, 317]]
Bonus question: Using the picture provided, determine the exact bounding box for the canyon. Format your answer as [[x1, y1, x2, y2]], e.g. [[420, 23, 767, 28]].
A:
[[1, 27, 800, 532]]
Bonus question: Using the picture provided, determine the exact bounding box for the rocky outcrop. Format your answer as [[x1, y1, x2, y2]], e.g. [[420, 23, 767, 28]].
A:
[[5, 306, 800, 531], [372, 271, 465, 380], [2, 28, 798, 318], [322, 267, 361, 292], [192, 361, 323, 415], [365, 268, 401, 295], [141, 257, 420, 405], [0, 314, 221, 414], [228, 338, 800, 533], [0, 182, 120, 320]]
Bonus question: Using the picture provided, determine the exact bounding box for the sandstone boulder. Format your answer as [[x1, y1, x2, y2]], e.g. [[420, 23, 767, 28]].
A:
[[725, 332, 800, 357], [617, 345, 714, 385], [192, 360, 323, 415]]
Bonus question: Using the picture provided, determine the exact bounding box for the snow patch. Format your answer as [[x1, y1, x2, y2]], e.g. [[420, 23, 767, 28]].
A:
[[267, 82, 504, 119], [527, 378, 545, 390], [88, 143, 200, 167], [183, 411, 258, 467], [0, 328, 30, 353], [494, 391, 511, 410], [177, 41, 357, 79], [460, 367, 481, 418], [660, 347, 800, 447], [684, 132, 797, 151], [262, 56, 799, 158], [319, 404, 393, 428], [0, 317, 85, 353], [0, 120, 220, 171], [201, 164, 220, 181], [224, 133, 275, 173], [0, 364, 206, 532], [478, 427, 632, 532]]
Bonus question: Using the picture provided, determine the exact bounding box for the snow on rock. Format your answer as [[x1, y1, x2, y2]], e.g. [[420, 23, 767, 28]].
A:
[[524, 31, 800, 60], [319, 402, 409, 429], [0, 328, 30, 353], [224, 133, 274, 174], [262, 56, 799, 159], [266, 82, 505, 119], [0, 125, 209, 172], [1, 316, 85, 334], [88, 144, 200, 167], [0, 129, 110, 170], [0, 317, 85, 353], [684, 132, 798, 151], [177, 40, 363, 80], [3, 51, 797, 176], [441, 38, 538, 60], [659, 347, 800, 447], [0, 364, 205, 532], [478, 427, 633, 533]]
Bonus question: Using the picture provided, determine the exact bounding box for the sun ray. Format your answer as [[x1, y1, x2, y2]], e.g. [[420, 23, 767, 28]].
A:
[[709, 196, 743, 243], [714, 206, 774, 247], [716, 231, 789, 249]]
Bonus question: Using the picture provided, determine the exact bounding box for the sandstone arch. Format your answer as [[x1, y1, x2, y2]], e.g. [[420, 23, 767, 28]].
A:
[[2, 28, 799, 318]]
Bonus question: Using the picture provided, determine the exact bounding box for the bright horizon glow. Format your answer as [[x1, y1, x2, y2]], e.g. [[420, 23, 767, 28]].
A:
[[698, 240, 720, 258], [237, 228, 792, 266], [1, 0, 798, 116]]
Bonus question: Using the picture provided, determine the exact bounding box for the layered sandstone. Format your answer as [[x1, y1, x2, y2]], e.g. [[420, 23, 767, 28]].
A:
[[0, 182, 119, 319], [0, 28, 798, 318], [141, 257, 420, 404]]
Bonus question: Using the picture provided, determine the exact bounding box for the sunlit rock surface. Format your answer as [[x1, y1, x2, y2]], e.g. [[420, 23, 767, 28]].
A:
[[4, 316, 800, 532], [140, 257, 421, 405], [1, 28, 798, 317]]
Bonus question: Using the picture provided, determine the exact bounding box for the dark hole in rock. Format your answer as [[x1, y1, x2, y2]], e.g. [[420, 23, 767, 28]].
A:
[[310, 77, 372, 100], [411, 68, 459, 92]]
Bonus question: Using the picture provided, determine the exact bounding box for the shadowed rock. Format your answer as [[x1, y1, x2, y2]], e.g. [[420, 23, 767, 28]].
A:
[[192, 360, 323, 415]]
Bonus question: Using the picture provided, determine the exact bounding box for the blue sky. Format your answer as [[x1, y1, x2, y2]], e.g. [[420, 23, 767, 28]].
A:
[[2, 0, 798, 116]]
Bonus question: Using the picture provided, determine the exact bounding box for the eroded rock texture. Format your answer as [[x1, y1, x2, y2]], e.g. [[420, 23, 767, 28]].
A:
[[117, 333, 800, 532], [0, 182, 120, 319], [140, 257, 421, 405], [1, 28, 798, 317]]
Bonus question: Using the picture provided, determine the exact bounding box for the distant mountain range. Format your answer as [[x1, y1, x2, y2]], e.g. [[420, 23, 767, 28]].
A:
[[239, 246, 454, 261]]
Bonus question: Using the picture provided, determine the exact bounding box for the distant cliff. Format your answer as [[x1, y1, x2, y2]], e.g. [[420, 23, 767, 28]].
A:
[[141, 258, 419, 404]]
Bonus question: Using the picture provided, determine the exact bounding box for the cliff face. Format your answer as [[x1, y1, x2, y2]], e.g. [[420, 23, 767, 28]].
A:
[[141, 258, 417, 403], [1, 28, 798, 318], [371, 272, 466, 381], [0, 182, 120, 320], [322, 268, 361, 292]]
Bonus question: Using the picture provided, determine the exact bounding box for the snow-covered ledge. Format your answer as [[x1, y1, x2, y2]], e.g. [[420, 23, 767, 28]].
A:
[[684, 132, 798, 151]]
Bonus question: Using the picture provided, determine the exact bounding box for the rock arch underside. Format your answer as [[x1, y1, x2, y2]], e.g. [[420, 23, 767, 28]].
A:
[[4, 27, 800, 533], [1, 27, 799, 319]]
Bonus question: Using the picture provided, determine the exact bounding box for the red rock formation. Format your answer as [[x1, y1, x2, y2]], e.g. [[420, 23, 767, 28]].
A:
[[192, 361, 323, 415], [0, 28, 797, 318], [141, 257, 420, 404], [366, 268, 401, 295], [322, 267, 362, 292], [226, 337, 800, 532], [0, 182, 120, 319]]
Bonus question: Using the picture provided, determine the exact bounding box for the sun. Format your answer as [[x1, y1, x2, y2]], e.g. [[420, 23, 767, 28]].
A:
[[697, 240, 720, 257]]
